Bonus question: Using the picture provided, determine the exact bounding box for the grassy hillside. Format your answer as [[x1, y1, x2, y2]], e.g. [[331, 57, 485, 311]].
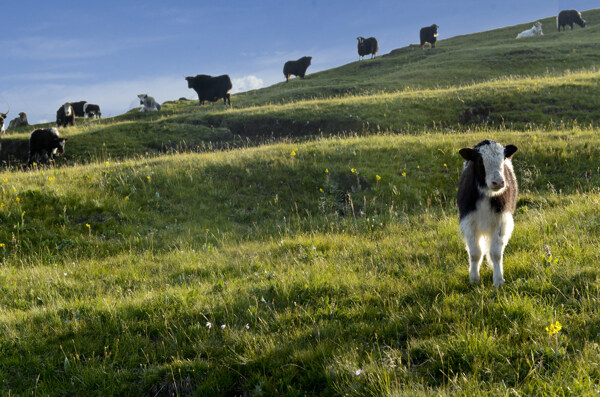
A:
[[2, 9, 600, 396], [3, 9, 600, 164]]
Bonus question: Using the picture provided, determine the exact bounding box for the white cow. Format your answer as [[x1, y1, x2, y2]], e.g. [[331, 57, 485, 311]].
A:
[[516, 22, 543, 39]]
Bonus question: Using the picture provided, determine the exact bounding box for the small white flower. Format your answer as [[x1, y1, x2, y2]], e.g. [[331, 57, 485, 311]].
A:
[[63, 272, 67, 277], [206, 322, 212, 329], [312, 246, 316, 251], [355, 369, 362, 376], [221, 324, 226, 329], [245, 323, 250, 330]]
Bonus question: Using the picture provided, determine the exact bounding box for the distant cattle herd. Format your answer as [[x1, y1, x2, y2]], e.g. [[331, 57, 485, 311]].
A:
[[0, 9, 588, 167]]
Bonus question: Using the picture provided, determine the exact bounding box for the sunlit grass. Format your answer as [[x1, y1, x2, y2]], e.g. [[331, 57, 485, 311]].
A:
[[1, 129, 600, 394], [2, 9, 600, 394]]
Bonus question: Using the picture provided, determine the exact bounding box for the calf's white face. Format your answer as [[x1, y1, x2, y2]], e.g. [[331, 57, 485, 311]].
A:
[[459, 140, 517, 197], [478, 142, 508, 195]]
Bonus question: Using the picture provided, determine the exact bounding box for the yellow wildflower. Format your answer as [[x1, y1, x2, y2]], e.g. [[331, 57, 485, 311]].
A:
[[376, 175, 381, 181], [546, 320, 562, 336]]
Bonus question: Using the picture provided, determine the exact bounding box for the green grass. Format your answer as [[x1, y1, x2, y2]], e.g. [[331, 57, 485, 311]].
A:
[[2, 9, 600, 396], [2, 131, 600, 395]]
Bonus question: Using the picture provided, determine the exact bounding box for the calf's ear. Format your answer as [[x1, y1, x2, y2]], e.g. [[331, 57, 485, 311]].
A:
[[459, 147, 477, 161], [504, 144, 518, 158]]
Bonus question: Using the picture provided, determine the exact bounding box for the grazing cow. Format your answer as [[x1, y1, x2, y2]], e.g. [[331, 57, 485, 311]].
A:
[[28, 127, 68, 165], [185, 74, 233, 105], [8, 112, 29, 129], [457, 140, 519, 287], [557, 10, 586, 31], [137, 94, 162, 112], [420, 24, 439, 49], [56, 103, 75, 127], [516, 22, 543, 38], [0, 111, 7, 132], [83, 103, 102, 118], [70, 101, 88, 117], [283, 57, 313, 81], [356, 37, 378, 60]]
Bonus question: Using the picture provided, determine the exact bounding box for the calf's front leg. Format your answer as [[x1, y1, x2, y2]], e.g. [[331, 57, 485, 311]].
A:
[[466, 236, 484, 285], [490, 214, 514, 287]]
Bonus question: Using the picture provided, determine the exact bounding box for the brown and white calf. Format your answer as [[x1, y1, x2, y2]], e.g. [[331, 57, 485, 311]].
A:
[[457, 140, 518, 287]]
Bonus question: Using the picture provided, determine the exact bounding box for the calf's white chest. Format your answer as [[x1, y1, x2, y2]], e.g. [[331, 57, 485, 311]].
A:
[[468, 198, 503, 236]]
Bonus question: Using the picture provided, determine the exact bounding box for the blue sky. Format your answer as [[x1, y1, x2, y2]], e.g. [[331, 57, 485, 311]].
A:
[[0, 1, 597, 124]]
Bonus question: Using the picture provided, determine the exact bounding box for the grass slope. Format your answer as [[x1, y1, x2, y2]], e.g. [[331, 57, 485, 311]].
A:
[[3, 9, 600, 164], [1, 9, 600, 396]]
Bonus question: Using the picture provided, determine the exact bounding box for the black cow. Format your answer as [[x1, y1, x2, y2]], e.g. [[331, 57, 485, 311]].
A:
[[283, 56, 312, 82], [357, 37, 378, 60], [84, 103, 102, 118], [185, 74, 232, 105], [420, 24, 439, 48], [70, 101, 88, 117], [56, 103, 75, 127], [28, 127, 68, 165], [557, 10, 586, 31]]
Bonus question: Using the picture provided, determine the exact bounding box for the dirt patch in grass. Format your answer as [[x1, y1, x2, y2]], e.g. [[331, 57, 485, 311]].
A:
[[0, 138, 28, 166], [198, 117, 369, 140]]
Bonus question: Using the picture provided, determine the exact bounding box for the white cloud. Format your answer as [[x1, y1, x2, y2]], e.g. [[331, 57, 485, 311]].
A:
[[0, 36, 177, 61], [231, 75, 264, 93], [0, 72, 93, 82]]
